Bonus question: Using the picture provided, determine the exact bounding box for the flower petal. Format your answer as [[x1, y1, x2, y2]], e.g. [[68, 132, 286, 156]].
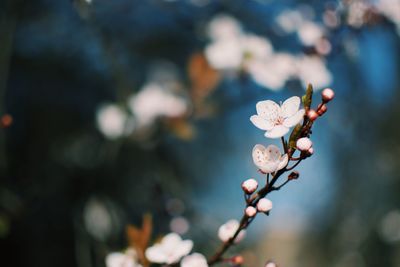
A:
[[283, 109, 305, 128], [265, 145, 281, 161], [161, 233, 182, 248], [277, 154, 288, 171], [252, 144, 267, 168], [166, 240, 193, 264], [106, 253, 126, 267], [264, 125, 289, 138], [259, 161, 279, 174], [145, 245, 167, 264], [280, 96, 300, 118], [250, 115, 274, 131], [181, 253, 208, 267], [256, 100, 280, 119]]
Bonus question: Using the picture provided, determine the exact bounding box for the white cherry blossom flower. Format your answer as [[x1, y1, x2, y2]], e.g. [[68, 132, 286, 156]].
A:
[[181, 253, 208, 267], [218, 219, 246, 243], [252, 144, 288, 174], [106, 249, 142, 267], [145, 233, 193, 265], [250, 96, 305, 138]]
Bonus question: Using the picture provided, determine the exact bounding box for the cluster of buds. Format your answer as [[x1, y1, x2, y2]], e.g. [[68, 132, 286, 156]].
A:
[[242, 178, 273, 218], [293, 87, 335, 159], [307, 88, 335, 121]]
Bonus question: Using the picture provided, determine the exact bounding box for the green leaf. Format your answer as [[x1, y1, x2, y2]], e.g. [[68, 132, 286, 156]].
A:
[[302, 83, 313, 110], [289, 123, 302, 148]]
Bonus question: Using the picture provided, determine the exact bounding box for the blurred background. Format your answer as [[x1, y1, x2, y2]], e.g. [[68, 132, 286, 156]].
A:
[[0, 0, 399, 266]]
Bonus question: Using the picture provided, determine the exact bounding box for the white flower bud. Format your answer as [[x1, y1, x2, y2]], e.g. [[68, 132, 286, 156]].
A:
[[308, 147, 314, 155], [265, 261, 277, 267], [296, 137, 313, 151], [321, 88, 335, 102], [245, 206, 257, 217], [241, 179, 258, 194], [257, 198, 273, 213]]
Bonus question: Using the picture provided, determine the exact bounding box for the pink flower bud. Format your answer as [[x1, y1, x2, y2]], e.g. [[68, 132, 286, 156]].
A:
[[296, 137, 313, 151], [245, 206, 257, 217], [257, 198, 273, 213], [321, 88, 335, 102], [307, 109, 318, 121], [232, 255, 244, 265], [241, 179, 258, 194], [317, 104, 328, 116], [308, 147, 314, 155]]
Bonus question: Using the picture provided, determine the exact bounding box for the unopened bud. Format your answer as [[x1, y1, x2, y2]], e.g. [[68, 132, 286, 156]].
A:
[[257, 198, 273, 213], [245, 206, 257, 217], [322, 88, 335, 102], [296, 137, 313, 151], [317, 104, 328, 116], [241, 179, 258, 194], [232, 255, 244, 265], [308, 147, 314, 155], [307, 109, 318, 121], [288, 171, 299, 180], [0, 114, 13, 128]]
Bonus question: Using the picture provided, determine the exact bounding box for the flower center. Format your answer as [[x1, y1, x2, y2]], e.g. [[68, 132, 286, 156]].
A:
[[274, 116, 284, 126]]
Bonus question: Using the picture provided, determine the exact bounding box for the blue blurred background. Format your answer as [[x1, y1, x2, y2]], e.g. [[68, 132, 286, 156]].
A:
[[0, 0, 400, 266]]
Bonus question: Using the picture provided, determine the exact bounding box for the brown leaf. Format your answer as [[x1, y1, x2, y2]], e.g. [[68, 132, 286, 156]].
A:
[[188, 53, 220, 104], [126, 214, 153, 267]]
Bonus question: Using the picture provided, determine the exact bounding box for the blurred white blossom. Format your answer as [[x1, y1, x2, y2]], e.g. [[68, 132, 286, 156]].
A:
[[347, 1, 369, 28], [205, 40, 243, 70], [84, 198, 113, 241], [380, 210, 400, 243], [207, 14, 242, 41], [296, 56, 332, 90], [128, 83, 188, 127], [106, 249, 142, 267], [297, 21, 324, 46], [276, 10, 304, 33], [250, 96, 305, 138], [181, 253, 208, 267], [218, 219, 246, 243], [377, 0, 400, 34], [170, 216, 190, 235], [145, 233, 193, 264], [245, 53, 297, 90], [276, 9, 328, 48], [206, 13, 332, 91], [96, 104, 130, 140]]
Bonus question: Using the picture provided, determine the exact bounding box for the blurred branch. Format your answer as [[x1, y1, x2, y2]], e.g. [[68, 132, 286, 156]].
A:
[[0, 0, 23, 170]]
